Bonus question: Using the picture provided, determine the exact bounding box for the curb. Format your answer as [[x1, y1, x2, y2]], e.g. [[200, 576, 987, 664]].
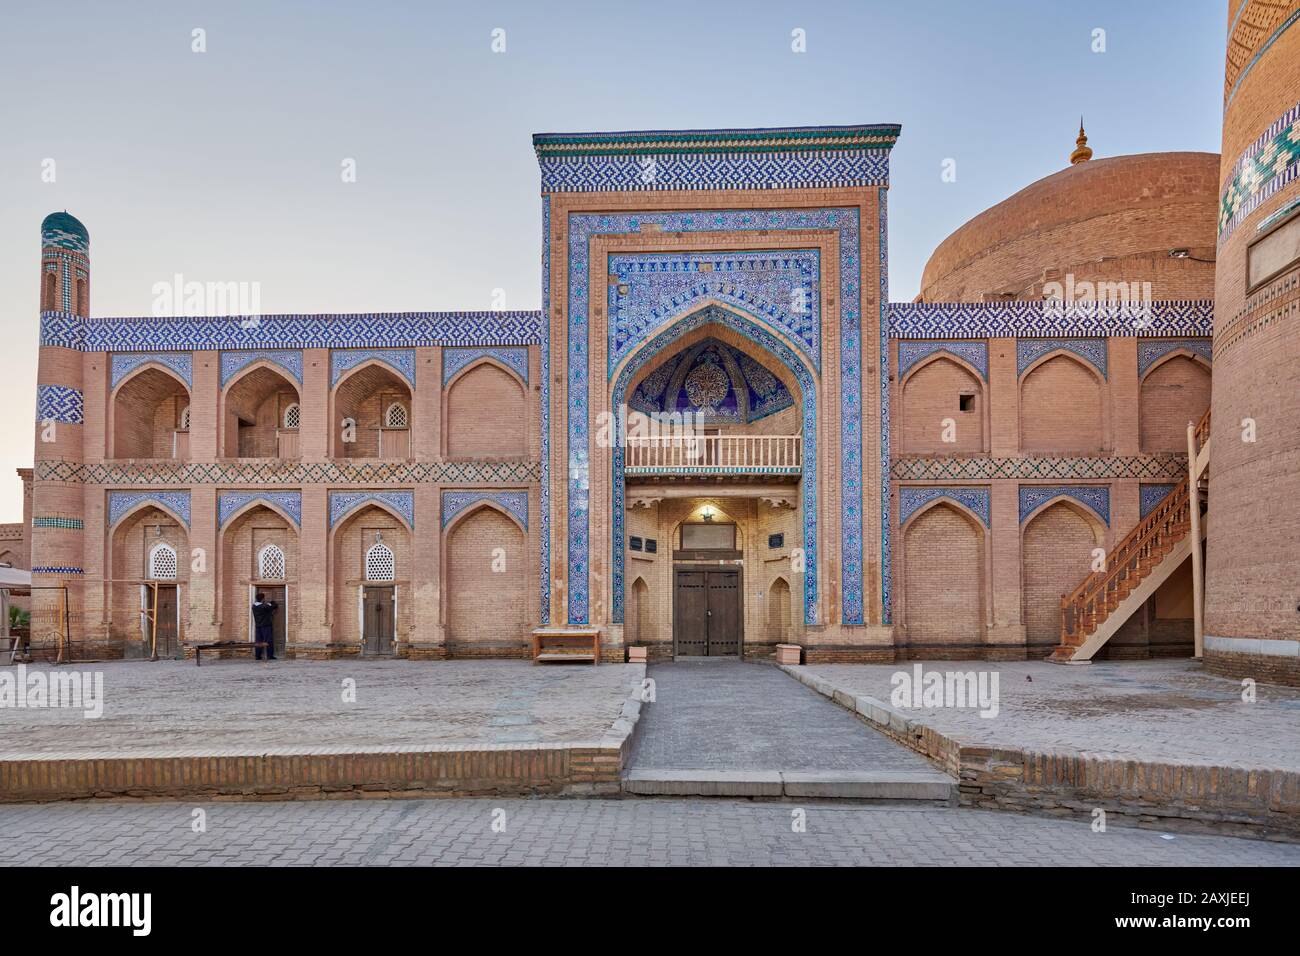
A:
[[622, 768, 954, 800]]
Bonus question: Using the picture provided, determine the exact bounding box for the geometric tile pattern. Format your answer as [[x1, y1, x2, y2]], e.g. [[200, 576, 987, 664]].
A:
[[441, 490, 528, 530], [897, 340, 989, 380], [1136, 338, 1213, 377], [35, 384, 84, 425], [1018, 484, 1110, 525], [877, 191, 890, 625], [890, 455, 1187, 482], [31, 567, 85, 575], [1218, 100, 1300, 242], [628, 337, 795, 423], [540, 197, 551, 625], [110, 352, 193, 389], [1016, 338, 1108, 379], [565, 206, 861, 627], [219, 350, 305, 387], [889, 300, 1214, 338], [217, 491, 303, 528], [330, 349, 417, 388], [33, 516, 84, 529], [1140, 483, 1179, 519], [328, 490, 415, 530], [442, 346, 529, 386], [897, 486, 991, 528], [107, 490, 192, 529], [607, 250, 821, 373], [39, 311, 544, 352], [34, 458, 541, 486]]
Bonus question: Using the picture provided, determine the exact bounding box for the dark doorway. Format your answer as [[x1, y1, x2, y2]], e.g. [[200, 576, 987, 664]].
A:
[[258, 585, 287, 658], [362, 585, 395, 656], [673, 568, 742, 657], [148, 584, 179, 659]]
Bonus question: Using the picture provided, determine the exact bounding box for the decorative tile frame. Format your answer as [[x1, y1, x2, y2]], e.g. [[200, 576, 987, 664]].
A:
[[110, 352, 193, 390], [892, 454, 1187, 482], [40, 311, 544, 352], [217, 490, 303, 528], [35, 385, 84, 425], [890, 300, 1213, 338], [628, 336, 796, 423], [540, 198, 551, 624], [563, 206, 865, 627], [330, 349, 416, 388], [1140, 483, 1179, 519], [36, 458, 541, 485], [610, 305, 818, 624], [107, 490, 192, 529], [1219, 99, 1300, 241], [443, 346, 529, 386], [876, 192, 890, 625], [32, 566, 84, 575], [1137, 338, 1213, 377], [897, 340, 989, 380], [607, 250, 821, 373], [328, 490, 415, 530], [33, 516, 83, 530], [220, 350, 305, 388], [441, 490, 529, 530], [898, 486, 990, 528], [1018, 485, 1110, 525], [1016, 338, 1108, 379]]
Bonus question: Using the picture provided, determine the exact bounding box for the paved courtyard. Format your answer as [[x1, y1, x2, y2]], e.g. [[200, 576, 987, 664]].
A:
[[0, 660, 642, 757], [797, 659, 1300, 771], [0, 797, 1295, 866], [628, 660, 935, 772]]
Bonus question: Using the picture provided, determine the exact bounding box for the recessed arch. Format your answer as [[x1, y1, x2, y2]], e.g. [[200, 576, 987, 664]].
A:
[[900, 500, 986, 657], [331, 360, 414, 460], [444, 360, 527, 458], [443, 503, 528, 656], [1019, 352, 1107, 454], [1139, 352, 1212, 453], [900, 354, 986, 455], [444, 355, 527, 393], [1021, 499, 1106, 655], [110, 366, 192, 460], [221, 362, 303, 459], [442, 498, 527, 537]]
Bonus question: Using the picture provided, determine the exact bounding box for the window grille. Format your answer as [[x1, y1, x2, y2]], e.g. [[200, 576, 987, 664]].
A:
[[179, 405, 191, 429], [384, 402, 408, 428], [283, 403, 301, 429], [148, 543, 178, 580], [365, 542, 395, 581], [258, 544, 286, 580]]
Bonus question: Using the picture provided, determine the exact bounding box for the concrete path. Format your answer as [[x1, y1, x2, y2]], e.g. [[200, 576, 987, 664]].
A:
[[1, 797, 1295, 866], [625, 660, 950, 798]]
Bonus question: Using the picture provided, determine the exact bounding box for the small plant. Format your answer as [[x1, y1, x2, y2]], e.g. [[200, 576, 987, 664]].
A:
[[8, 606, 30, 630]]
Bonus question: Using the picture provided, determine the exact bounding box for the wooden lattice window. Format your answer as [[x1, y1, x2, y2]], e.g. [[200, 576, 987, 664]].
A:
[[148, 543, 178, 580], [258, 544, 286, 581], [384, 402, 408, 428], [365, 542, 395, 581], [178, 405, 191, 429], [283, 403, 301, 429]]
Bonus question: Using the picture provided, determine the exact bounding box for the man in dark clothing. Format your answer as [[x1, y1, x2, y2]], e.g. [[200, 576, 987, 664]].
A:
[[251, 592, 278, 661]]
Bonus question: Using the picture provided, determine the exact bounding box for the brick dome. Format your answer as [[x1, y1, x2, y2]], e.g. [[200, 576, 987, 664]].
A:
[[917, 152, 1220, 303], [41, 211, 89, 252]]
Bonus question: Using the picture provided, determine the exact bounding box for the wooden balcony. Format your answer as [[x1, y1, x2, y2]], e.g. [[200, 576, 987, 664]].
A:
[[625, 435, 801, 475]]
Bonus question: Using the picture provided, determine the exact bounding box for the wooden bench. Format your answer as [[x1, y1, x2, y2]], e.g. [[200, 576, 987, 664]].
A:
[[530, 627, 600, 665], [194, 641, 270, 666]]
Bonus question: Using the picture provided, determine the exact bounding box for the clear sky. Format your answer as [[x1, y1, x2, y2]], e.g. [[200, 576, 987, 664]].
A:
[[0, 0, 1227, 521]]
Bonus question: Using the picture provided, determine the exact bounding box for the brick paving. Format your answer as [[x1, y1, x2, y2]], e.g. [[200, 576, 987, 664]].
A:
[[796, 659, 1300, 771], [0, 797, 1295, 866], [0, 660, 642, 757], [627, 660, 936, 772]]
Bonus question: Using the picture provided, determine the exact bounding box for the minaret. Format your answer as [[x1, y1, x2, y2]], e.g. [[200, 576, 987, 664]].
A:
[[1069, 119, 1093, 165], [30, 212, 90, 653]]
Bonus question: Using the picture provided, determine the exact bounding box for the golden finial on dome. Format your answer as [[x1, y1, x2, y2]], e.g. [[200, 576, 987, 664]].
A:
[[1070, 117, 1093, 165]]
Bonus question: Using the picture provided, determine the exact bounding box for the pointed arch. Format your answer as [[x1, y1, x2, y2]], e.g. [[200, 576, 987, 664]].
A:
[[1021, 498, 1106, 654], [1019, 352, 1107, 454], [900, 499, 987, 656], [900, 353, 986, 455]]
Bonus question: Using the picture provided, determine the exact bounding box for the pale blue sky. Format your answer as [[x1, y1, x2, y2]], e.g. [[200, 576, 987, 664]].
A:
[[0, 0, 1227, 519]]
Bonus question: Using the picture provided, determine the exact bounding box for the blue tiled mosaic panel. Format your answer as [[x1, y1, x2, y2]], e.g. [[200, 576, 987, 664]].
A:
[[107, 490, 192, 528], [877, 192, 890, 625], [220, 350, 305, 387], [540, 198, 551, 624], [1219, 100, 1300, 241], [1016, 338, 1108, 379], [441, 490, 529, 530], [538, 149, 890, 193], [1140, 483, 1179, 519], [566, 208, 862, 627], [328, 490, 415, 529], [897, 340, 989, 380], [330, 349, 416, 388], [612, 306, 818, 625], [35, 385, 84, 425], [1018, 485, 1110, 525], [110, 352, 193, 389], [443, 346, 529, 386], [218, 491, 303, 528], [608, 251, 820, 374], [890, 300, 1213, 338], [629, 337, 795, 423], [898, 486, 991, 528], [1137, 339, 1212, 377], [32, 566, 84, 575], [40, 311, 544, 352]]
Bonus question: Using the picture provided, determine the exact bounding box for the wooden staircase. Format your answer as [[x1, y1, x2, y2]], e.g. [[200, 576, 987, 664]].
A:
[[1049, 408, 1211, 663]]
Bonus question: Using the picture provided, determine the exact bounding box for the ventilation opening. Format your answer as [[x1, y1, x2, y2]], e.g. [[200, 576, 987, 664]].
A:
[[148, 543, 178, 580], [959, 393, 975, 412], [283, 403, 301, 430], [258, 544, 286, 580], [365, 542, 395, 581]]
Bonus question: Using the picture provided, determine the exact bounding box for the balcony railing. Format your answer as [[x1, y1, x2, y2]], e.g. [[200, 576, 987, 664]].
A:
[[625, 435, 801, 475]]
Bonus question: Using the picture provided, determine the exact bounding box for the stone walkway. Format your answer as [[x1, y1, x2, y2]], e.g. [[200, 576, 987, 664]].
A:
[[0, 660, 641, 757], [627, 659, 935, 773], [795, 659, 1300, 771], [0, 797, 1295, 866]]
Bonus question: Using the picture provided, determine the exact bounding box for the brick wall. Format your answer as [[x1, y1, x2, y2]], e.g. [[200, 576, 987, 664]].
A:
[[445, 363, 527, 458], [1139, 356, 1211, 453], [1021, 502, 1100, 654], [1019, 356, 1104, 453], [900, 357, 984, 454], [900, 503, 985, 657], [445, 505, 529, 655]]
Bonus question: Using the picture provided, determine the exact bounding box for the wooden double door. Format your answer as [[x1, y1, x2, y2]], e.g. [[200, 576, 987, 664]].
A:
[[362, 585, 395, 656], [673, 568, 742, 657]]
